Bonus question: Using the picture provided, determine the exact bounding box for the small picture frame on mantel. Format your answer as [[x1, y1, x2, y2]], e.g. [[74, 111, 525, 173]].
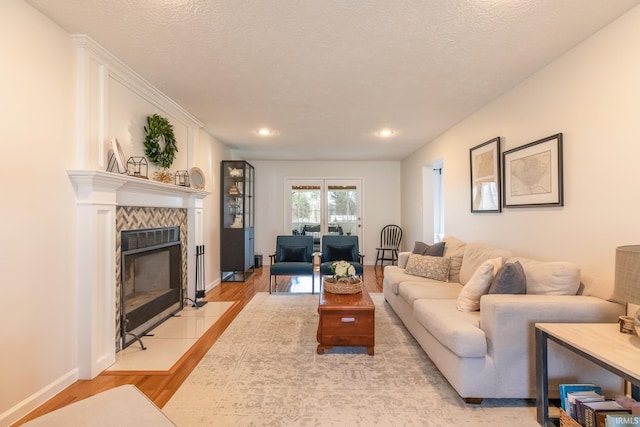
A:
[[470, 137, 501, 213], [502, 133, 563, 208]]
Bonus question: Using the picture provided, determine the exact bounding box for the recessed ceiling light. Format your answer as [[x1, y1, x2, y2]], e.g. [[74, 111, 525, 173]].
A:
[[256, 128, 273, 136], [377, 129, 395, 138]]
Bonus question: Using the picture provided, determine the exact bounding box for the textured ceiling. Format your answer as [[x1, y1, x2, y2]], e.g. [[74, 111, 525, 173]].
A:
[[25, 0, 640, 160]]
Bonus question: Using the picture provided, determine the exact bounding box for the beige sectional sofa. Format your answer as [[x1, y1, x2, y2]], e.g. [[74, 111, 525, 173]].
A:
[[383, 237, 625, 402]]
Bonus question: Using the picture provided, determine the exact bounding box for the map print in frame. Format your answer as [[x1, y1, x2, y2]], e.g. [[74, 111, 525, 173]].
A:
[[502, 133, 563, 208], [470, 137, 501, 213]]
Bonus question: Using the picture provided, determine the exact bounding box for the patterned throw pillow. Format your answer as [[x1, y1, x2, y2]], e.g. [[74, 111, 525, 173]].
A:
[[404, 254, 451, 282]]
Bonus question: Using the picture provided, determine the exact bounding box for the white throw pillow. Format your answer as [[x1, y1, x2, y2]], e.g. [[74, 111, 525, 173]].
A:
[[457, 257, 503, 312], [507, 257, 581, 295]]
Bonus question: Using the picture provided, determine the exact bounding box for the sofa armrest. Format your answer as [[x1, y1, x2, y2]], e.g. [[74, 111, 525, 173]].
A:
[[480, 294, 623, 344], [398, 252, 411, 268], [480, 294, 624, 396]]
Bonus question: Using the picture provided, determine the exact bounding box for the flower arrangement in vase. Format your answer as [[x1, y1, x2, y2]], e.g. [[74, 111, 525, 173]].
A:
[[325, 260, 361, 294], [331, 260, 355, 279]]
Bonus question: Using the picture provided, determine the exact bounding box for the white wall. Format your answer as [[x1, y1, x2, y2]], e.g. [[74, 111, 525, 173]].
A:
[[249, 160, 401, 264], [401, 4, 640, 300], [5, 0, 639, 422], [0, 1, 231, 423], [0, 0, 77, 423]]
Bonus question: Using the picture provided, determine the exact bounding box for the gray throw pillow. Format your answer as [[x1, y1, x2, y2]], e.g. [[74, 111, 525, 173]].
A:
[[412, 241, 429, 254], [412, 241, 446, 257], [488, 261, 526, 294], [425, 242, 445, 257]]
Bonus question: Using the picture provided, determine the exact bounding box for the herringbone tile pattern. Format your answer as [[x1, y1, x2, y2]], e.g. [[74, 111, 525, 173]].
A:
[[114, 206, 188, 349]]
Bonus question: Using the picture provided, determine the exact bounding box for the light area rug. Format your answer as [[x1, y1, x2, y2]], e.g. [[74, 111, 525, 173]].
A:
[[163, 292, 539, 426]]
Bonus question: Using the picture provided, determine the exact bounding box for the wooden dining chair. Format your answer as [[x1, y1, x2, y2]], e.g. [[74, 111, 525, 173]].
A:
[[374, 225, 402, 270]]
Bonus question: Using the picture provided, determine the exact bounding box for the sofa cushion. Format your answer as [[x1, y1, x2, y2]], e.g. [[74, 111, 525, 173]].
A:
[[457, 257, 503, 312], [448, 254, 464, 284], [507, 257, 581, 295], [443, 236, 467, 283], [459, 242, 512, 285], [488, 261, 527, 294], [270, 261, 314, 276], [405, 254, 450, 281], [412, 241, 445, 256], [383, 265, 422, 295], [413, 299, 486, 358], [442, 236, 466, 257], [397, 281, 463, 306]]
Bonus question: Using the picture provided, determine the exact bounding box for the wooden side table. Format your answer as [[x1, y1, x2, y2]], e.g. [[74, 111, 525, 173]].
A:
[[317, 288, 375, 355], [535, 323, 640, 426]]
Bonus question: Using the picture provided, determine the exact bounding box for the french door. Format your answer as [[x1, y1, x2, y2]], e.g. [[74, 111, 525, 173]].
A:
[[285, 178, 363, 251]]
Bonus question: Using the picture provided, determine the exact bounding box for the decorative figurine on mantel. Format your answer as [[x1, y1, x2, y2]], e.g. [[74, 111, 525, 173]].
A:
[[143, 113, 177, 184], [175, 170, 189, 186], [127, 157, 148, 179], [107, 137, 127, 174]]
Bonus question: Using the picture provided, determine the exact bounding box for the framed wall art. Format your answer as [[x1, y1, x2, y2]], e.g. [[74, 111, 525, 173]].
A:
[[502, 133, 563, 208], [470, 137, 501, 213]]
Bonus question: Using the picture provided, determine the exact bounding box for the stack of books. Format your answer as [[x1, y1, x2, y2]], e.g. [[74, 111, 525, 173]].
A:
[[559, 383, 634, 427]]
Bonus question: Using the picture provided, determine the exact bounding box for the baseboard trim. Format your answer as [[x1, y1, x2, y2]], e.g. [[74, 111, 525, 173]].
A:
[[206, 277, 221, 292], [0, 368, 78, 426]]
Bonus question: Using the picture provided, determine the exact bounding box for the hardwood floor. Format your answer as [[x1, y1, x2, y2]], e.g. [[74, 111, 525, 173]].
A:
[[13, 265, 385, 426]]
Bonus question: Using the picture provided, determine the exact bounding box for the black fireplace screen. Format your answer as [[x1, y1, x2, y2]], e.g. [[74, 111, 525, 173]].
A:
[[120, 226, 182, 349]]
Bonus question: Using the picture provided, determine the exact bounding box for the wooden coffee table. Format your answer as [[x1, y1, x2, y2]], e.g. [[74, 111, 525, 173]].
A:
[[316, 286, 375, 355]]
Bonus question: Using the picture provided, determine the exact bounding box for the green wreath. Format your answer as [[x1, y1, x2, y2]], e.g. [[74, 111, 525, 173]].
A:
[[144, 113, 178, 169]]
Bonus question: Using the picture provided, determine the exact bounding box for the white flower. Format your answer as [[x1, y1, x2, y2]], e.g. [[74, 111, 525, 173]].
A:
[[331, 260, 356, 278]]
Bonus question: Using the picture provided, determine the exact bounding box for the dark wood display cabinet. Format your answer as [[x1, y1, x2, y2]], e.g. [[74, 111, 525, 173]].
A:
[[220, 160, 255, 281]]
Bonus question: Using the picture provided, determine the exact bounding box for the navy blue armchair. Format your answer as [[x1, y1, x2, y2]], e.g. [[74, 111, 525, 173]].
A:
[[269, 235, 315, 293], [319, 235, 364, 279]]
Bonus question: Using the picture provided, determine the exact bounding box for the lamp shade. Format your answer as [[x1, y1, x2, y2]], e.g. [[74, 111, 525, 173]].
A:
[[614, 245, 640, 305]]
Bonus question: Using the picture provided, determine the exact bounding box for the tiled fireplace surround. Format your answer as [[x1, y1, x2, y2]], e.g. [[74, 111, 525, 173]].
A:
[[68, 170, 208, 379], [116, 206, 187, 350]]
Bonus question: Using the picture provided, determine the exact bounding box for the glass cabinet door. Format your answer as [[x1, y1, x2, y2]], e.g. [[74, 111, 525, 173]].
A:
[[244, 163, 254, 228], [221, 160, 255, 281], [222, 161, 254, 229]]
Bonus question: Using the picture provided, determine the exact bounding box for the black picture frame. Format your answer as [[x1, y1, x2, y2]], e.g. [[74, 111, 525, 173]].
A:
[[470, 137, 501, 213], [502, 133, 563, 208]]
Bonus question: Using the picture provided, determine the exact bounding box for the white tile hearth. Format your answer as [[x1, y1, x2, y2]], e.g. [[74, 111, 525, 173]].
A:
[[105, 301, 234, 372]]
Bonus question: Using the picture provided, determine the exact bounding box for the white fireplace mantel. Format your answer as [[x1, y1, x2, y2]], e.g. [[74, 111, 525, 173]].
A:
[[68, 169, 209, 378], [68, 169, 209, 208]]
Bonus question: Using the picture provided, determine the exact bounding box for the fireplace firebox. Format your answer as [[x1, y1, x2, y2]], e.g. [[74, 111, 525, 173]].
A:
[[120, 226, 183, 349]]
